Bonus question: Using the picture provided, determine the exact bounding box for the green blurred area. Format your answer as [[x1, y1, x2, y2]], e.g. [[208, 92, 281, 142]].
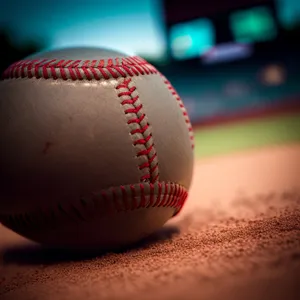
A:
[[230, 6, 278, 43], [194, 113, 300, 158]]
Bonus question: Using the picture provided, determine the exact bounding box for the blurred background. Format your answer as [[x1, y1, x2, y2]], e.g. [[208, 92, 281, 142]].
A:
[[1, 0, 300, 157]]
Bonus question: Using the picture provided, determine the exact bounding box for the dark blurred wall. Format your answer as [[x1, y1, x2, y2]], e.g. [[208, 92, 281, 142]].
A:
[[0, 29, 42, 74], [164, 0, 275, 23]]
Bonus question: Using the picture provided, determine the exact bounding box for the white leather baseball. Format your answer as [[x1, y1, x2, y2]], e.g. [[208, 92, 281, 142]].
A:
[[0, 47, 194, 250]]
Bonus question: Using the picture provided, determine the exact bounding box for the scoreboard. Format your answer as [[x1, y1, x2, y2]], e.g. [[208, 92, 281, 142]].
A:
[[163, 0, 280, 63], [159, 0, 300, 126]]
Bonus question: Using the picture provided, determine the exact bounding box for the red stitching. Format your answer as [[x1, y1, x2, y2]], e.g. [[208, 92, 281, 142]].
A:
[[0, 182, 188, 232], [160, 74, 195, 150], [116, 78, 159, 183], [130, 123, 149, 134], [1, 56, 157, 81], [127, 114, 146, 124], [139, 183, 146, 208]]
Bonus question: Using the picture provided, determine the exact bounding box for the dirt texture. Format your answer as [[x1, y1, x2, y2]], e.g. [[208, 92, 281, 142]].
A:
[[1, 143, 300, 300]]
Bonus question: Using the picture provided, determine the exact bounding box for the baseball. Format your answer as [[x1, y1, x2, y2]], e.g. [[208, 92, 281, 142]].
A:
[[0, 47, 194, 250]]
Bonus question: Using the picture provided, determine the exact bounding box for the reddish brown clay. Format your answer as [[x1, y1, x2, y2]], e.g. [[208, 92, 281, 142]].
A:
[[0, 144, 299, 300]]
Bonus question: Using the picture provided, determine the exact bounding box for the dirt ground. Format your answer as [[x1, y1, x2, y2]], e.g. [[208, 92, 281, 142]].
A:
[[0, 143, 300, 300]]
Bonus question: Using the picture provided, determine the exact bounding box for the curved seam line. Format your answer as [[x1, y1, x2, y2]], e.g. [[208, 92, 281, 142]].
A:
[[1, 56, 158, 81], [0, 182, 188, 226], [159, 73, 195, 150], [116, 78, 159, 183]]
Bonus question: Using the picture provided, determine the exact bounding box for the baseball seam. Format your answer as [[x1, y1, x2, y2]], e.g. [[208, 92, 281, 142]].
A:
[[0, 182, 188, 230], [1, 57, 157, 81], [116, 78, 159, 183], [1, 56, 194, 151], [160, 74, 195, 150]]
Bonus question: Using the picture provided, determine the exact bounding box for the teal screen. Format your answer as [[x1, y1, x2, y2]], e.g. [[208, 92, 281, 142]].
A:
[[169, 18, 215, 60]]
